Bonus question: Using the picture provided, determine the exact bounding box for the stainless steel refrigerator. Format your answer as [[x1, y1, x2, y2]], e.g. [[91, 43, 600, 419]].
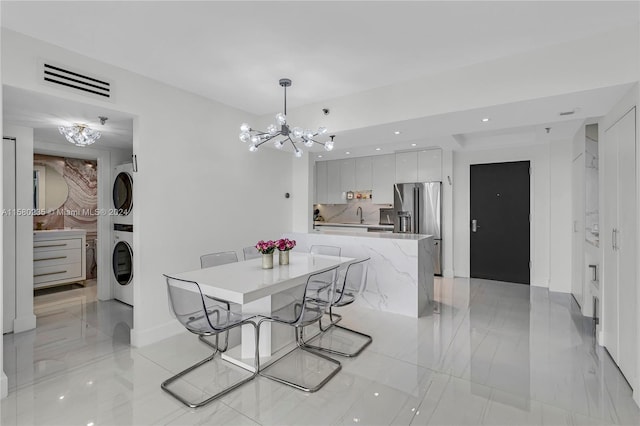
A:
[[393, 182, 442, 276]]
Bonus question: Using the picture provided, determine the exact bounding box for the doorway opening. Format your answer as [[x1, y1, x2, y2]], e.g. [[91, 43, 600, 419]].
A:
[[32, 154, 99, 314]]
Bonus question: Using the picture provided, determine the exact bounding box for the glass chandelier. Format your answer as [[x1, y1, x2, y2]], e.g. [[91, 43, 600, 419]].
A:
[[239, 78, 334, 157], [58, 124, 101, 147]]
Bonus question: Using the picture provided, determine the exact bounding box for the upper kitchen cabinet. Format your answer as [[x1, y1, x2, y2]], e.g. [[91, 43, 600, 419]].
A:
[[395, 151, 418, 183], [315, 161, 328, 204], [340, 159, 356, 192], [327, 160, 343, 204], [395, 149, 443, 183], [418, 149, 442, 182], [372, 154, 395, 204], [355, 157, 373, 190]]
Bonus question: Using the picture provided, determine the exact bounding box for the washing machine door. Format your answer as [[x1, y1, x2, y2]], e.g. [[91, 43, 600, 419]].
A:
[[113, 172, 133, 215], [113, 241, 133, 285]]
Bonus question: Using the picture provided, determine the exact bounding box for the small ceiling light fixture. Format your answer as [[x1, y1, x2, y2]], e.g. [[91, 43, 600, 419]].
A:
[[375, 148, 381, 151], [345, 151, 351, 155], [481, 117, 490, 122], [411, 143, 417, 147], [58, 123, 101, 147], [239, 78, 333, 157], [394, 131, 401, 135]]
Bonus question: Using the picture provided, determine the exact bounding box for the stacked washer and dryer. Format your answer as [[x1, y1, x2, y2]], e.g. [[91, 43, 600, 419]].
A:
[[112, 163, 134, 306]]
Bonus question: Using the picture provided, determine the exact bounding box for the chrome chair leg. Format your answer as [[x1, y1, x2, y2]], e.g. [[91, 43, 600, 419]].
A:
[[301, 307, 372, 358], [257, 318, 341, 393], [161, 322, 260, 409], [198, 331, 229, 352]]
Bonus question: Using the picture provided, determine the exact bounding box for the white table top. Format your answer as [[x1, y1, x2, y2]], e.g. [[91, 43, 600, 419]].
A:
[[168, 252, 355, 304]]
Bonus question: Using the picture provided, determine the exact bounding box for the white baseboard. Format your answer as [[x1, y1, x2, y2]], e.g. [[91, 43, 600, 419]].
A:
[[1, 371, 8, 399], [130, 319, 184, 348], [443, 269, 454, 278], [453, 270, 469, 278], [13, 314, 36, 333]]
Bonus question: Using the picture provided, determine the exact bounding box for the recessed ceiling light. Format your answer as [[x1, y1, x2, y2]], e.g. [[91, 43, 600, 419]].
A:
[[345, 151, 350, 155], [375, 148, 381, 151], [411, 143, 417, 147], [394, 131, 401, 135], [317, 155, 323, 158], [481, 118, 490, 122]]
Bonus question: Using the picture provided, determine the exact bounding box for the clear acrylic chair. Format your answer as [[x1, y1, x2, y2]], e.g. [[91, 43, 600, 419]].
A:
[[257, 266, 342, 392], [199, 251, 238, 350], [310, 244, 341, 257], [308, 245, 341, 292], [242, 246, 261, 260], [301, 258, 372, 357], [161, 275, 260, 408], [200, 251, 238, 268]]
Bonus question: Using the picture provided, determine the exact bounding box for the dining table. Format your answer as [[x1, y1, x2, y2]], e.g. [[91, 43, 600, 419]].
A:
[[167, 251, 356, 371]]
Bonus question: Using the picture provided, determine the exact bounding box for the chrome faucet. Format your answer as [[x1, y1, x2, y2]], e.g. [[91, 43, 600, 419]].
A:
[[356, 206, 364, 224]]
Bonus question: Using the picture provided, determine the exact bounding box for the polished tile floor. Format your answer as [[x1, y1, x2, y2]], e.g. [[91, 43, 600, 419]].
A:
[[2, 278, 639, 425]]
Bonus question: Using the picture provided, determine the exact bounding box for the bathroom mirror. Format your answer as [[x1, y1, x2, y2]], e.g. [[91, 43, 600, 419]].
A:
[[33, 165, 69, 213]]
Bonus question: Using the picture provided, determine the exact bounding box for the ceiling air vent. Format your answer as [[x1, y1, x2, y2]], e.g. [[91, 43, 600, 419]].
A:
[[42, 62, 111, 99], [559, 110, 575, 116]]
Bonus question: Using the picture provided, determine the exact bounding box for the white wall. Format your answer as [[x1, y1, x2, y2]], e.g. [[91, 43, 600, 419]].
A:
[[1, 21, 7, 397], [2, 29, 294, 347], [452, 144, 551, 287], [549, 139, 573, 292], [291, 156, 313, 233], [3, 124, 36, 332]]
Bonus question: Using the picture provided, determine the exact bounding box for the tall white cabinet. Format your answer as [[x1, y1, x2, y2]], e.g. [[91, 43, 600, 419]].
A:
[[602, 106, 637, 390]]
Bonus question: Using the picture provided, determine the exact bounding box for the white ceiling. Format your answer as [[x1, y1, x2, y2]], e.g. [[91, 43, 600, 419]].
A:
[[1, 1, 638, 154], [2, 86, 135, 150]]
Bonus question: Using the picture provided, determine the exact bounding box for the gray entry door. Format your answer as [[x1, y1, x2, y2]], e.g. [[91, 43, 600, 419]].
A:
[[470, 161, 530, 284]]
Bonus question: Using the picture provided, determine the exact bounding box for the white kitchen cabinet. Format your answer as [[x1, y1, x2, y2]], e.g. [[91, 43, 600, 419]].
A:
[[355, 156, 373, 190], [418, 149, 442, 182], [33, 230, 86, 289], [372, 154, 395, 204], [327, 160, 343, 204], [340, 158, 356, 192], [315, 161, 328, 204], [602, 106, 637, 390], [395, 151, 418, 183], [395, 149, 442, 183]]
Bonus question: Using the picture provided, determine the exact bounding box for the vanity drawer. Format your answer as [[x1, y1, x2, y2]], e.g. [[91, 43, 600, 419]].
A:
[[34, 262, 82, 285], [34, 238, 83, 253], [33, 248, 82, 268]]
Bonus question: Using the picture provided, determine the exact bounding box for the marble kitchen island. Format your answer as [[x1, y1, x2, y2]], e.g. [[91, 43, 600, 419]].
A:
[[286, 231, 434, 317]]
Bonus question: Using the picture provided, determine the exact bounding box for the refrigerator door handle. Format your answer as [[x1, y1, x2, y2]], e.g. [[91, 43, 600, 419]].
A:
[[413, 186, 419, 234], [471, 219, 478, 233]]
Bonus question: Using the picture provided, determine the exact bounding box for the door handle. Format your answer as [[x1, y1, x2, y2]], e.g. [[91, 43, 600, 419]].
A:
[[612, 228, 619, 251], [612, 229, 615, 250], [471, 219, 478, 233]]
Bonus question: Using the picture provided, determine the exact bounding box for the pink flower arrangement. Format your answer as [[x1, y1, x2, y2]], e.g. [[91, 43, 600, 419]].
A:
[[255, 240, 276, 254], [276, 238, 296, 252]]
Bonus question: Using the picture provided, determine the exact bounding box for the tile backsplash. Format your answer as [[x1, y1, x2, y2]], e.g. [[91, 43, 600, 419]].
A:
[[314, 199, 392, 225]]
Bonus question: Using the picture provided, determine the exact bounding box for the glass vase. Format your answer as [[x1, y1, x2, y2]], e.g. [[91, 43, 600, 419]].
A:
[[279, 250, 290, 265], [262, 253, 273, 269]]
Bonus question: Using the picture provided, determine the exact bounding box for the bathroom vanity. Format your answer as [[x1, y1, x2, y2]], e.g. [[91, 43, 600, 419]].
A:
[[33, 229, 86, 289]]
